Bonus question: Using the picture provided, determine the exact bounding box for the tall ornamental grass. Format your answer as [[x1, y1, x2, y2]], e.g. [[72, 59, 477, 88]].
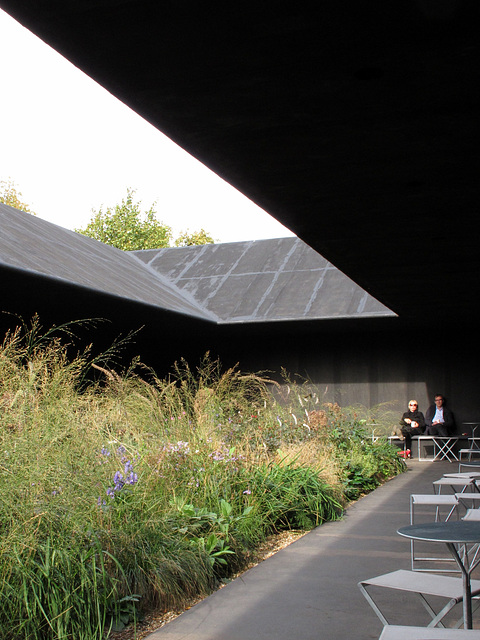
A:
[[0, 319, 404, 639]]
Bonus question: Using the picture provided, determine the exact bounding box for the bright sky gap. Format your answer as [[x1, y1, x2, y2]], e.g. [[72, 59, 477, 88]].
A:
[[0, 9, 295, 243]]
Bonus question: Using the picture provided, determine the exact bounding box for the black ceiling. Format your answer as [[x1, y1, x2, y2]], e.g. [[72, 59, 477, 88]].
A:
[[2, 1, 479, 323]]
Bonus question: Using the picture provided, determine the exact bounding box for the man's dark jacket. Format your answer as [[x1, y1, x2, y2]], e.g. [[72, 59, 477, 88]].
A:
[[425, 405, 455, 435]]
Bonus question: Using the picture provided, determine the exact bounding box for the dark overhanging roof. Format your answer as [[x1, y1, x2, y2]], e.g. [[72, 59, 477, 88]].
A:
[[1, 2, 479, 324], [1, 203, 393, 325]]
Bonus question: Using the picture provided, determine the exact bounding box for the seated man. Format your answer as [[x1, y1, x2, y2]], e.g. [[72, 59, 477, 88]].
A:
[[425, 394, 455, 436]]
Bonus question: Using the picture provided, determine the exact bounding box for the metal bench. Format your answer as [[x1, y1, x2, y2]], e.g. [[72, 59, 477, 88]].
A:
[[388, 435, 461, 462], [418, 436, 461, 462]]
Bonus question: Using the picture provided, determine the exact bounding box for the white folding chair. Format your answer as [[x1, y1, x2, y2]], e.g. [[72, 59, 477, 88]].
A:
[[463, 509, 480, 521], [359, 569, 480, 628], [378, 625, 480, 640], [444, 472, 480, 479], [459, 449, 480, 462], [433, 477, 478, 495], [458, 461, 480, 474], [410, 494, 459, 571], [455, 493, 480, 513]]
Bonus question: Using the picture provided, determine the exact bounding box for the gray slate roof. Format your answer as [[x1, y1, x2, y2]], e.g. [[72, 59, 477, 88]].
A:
[[0, 203, 215, 321], [132, 239, 394, 323], [1, 203, 394, 324]]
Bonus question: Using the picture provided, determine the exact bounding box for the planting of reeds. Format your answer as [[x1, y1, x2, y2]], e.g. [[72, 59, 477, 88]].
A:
[[0, 318, 405, 639]]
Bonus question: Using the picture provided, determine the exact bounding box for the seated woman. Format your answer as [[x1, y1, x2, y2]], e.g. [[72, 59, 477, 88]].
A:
[[400, 400, 425, 456]]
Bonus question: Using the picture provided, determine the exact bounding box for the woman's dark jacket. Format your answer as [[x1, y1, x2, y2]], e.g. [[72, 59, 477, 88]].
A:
[[400, 410, 426, 432]]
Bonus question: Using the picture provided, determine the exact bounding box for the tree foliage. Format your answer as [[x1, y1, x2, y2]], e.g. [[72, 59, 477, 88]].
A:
[[76, 189, 216, 251], [75, 188, 172, 251], [175, 228, 215, 247], [2, 180, 216, 251], [0, 179, 36, 215]]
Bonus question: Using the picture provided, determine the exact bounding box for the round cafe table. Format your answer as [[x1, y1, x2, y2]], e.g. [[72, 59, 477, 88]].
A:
[[398, 521, 480, 629]]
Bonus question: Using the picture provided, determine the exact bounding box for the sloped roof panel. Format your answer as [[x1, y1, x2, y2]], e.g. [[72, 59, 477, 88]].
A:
[[1, 205, 393, 325], [0, 204, 216, 321], [132, 238, 395, 323]]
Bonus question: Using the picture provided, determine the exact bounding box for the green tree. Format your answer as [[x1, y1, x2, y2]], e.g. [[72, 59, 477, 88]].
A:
[[75, 189, 172, 251], [175, 228, 215, 247], [0, 178, 36, 215], [77, 188, 216, 251]]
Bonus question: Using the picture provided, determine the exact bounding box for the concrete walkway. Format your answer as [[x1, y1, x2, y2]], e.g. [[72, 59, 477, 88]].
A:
[[147, 460, 471, 640]]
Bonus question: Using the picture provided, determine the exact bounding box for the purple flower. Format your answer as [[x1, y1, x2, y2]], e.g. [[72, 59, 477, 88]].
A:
[[102, 450, 139, 502], [127, 472, 138, 485], [113, 471, 124, 488]]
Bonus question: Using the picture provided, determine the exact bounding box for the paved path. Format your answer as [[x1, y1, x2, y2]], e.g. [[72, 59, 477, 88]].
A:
[[146, 460, 468, 640]]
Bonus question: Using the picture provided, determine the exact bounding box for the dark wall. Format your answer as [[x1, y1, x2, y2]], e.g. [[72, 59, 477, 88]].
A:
[[2, 271, 478, 432], [0, 267, 219, 377], [212, 319, 479, 433]]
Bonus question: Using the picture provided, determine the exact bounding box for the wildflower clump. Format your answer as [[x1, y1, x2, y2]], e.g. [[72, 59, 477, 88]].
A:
[[97, 446, 139, 505]]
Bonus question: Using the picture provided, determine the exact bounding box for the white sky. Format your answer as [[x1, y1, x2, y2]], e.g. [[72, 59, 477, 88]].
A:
[[0, 9, 294, 243]]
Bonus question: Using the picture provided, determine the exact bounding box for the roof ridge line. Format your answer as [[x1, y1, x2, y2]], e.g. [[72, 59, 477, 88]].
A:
[[128, 250, 221, 322]]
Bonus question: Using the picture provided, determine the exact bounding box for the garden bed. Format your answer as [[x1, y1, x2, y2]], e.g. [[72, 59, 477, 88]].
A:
[[0, 318, 405, 640]]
